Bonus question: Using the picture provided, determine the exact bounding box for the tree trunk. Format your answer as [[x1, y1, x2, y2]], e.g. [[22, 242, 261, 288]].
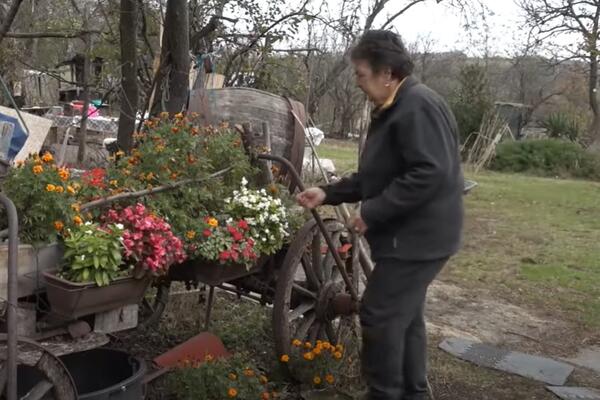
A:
[[0, 0, 25, 46], [164, 0, 189, 113], [588, 54, 600, 148], [77, 18, 92, 164], [117, 0, 138, 153]]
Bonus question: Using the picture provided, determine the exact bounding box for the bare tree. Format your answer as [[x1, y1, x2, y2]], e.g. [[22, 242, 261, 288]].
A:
[[0, 0, 24, 45], [520, 0, 600, 146], [117, 0, 138, 152]]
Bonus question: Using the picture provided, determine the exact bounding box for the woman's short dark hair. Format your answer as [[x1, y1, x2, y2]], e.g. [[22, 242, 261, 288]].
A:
[[350, 30, 414, 79]]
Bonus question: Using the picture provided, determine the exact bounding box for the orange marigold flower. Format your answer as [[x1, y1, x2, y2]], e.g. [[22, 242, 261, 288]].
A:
[[322, 342, 331, 350], [109, 179, 118, 187], [292, 339, 302, 347], [58, 167, 70, 181], [207, 217, 218, 228], [171, 127, 179, 133], [144, 120, 154, 128], [243, 368, 255, 377], [41, 152, 53, 163], [304, 342, 313, 349], [227, 388, 237, 398], [191, 127, 199, 135], [156, 144, 165, 152], [55, 186, 64, 193], [313, 347, 322, 355], [228, 373, 237, 381], [313, 376, 322, 385], [71, 203, 81, 212], [325, 374, 335, 384], [259, 375, 268, 385], [73, 215, 83, 226], [67, 186, 76, 195], [186, 230, 196, 240], [335, 344, 344, 353], [174, 112, 184, 119], [46, 184, 56, 192], [53, 221, 64, 231], [170, 172, 178, 180], [279, 354, 289, 363], [333, 351, 342, 360], [32, 165, 43, 174], [261, 392, 270, 400], [303, 352, 315, 361]]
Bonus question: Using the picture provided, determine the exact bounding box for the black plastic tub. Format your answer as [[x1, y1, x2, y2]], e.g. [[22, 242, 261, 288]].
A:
[[60, 348, 147, 400]]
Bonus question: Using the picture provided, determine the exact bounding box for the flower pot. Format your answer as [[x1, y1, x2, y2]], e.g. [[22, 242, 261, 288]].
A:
[[43, 270, 150, 320], [0, 242, 63, 300], [168, 256, 268, 286]]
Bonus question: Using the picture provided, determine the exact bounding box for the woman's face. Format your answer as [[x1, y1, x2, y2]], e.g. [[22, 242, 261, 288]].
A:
[[352, 59, 393, 105]]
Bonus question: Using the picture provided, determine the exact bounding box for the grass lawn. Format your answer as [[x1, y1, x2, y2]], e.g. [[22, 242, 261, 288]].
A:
[[318, 138, 600, 329]]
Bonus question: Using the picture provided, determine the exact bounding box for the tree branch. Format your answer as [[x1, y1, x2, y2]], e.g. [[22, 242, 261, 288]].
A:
[[80, 167, 232, 211], [381, 0, 427, 29], [0, 0, 24, 45], [4, 30, 101, 39]]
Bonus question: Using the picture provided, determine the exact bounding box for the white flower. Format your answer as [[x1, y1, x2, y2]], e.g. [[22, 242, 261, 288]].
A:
[[241, 177, 248, 186], [115, 223, 124, 230], [85, 230, 93, 235], [80, 255, 86, 260], [84, 221, 93, 226]]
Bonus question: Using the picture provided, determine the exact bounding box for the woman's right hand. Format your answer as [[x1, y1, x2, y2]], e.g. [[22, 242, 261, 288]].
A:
[[296, 187, 326, 209]]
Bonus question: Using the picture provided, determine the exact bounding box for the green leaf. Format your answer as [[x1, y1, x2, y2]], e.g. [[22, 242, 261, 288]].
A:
[[93, 255, 100, 269], [82, 268, 90, 282], [95, 271, 103, 287]]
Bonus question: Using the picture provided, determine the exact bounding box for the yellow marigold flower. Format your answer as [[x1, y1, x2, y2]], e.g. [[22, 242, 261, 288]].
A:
[[71, 203, 81, 212], [333, 351, 342, 360], [156, 144, 165, 152], [72, 183, 81, 190], [207, 218, 218, 228], [335, 344, 344, 353], [259, 375, 268, 385], [58, 167, 70, 181], [73, 215, 83, 226], [325, 374, 335, 384], [46, 184, 56, 192], [116, 150, 126, 157], [279, 354, 289, 363], [323, 342, 332, 350], [55, 186, 64, 194], [313, 347, 322, 355], [292, 339, 302, 347], [53, 221, 64, 231], [32, 165, 43, 174], [186, 230, 196, 240], [109, 179, 118, 187], [313, 376, 322, 385], [228, 373, 237, 381], [227, 388, 237, 398], [160, 111, 170, 119], [243, 368, 255, 377], [146, 172, 155, 181], [174, 112, 184, 119], [304, 342, 313, 349], [66, 186, 76, 195], [303, 352, 315, 361], [41, 152, 53, 163]]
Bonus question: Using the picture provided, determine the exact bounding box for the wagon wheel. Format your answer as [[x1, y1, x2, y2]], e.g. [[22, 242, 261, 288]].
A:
[[138, 279, 171, 328], [273, 218, 362, 360], [0, 335, 77, 400]]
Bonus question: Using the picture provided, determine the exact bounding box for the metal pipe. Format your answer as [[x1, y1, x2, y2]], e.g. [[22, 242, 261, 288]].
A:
[[257, 154, 359, 301], [0, 193, 19, 400]]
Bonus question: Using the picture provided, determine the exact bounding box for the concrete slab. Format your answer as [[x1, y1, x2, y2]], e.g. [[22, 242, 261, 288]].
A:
[[565, 346, 600, 374], [547, 386, 600, 400], [439, 337, 574, 386]]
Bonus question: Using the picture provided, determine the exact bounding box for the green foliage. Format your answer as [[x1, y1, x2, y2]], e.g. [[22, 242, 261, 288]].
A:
[[60, 222, 124, 286], [166, 353, 276, 400], [0, 153, 78, 244], [450, 64, 493, 142], [490, 139, 600, 180], [540, 111, 588, 142]]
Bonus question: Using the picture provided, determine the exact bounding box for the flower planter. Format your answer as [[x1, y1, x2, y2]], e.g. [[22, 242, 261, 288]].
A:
[[43, 270, 149, 320], [168, 256, 268, 286], [0, 242, 63, 300]]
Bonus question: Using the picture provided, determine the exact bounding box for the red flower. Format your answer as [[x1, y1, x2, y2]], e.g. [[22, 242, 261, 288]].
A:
[[203, 229, 212, 237], [237, 220, 249, 231], [219, 250, 231, 262]]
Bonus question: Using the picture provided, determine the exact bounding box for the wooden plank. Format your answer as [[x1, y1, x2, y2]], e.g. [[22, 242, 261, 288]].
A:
[[21, 379, 53, 400], [0, 121, 14, 159]]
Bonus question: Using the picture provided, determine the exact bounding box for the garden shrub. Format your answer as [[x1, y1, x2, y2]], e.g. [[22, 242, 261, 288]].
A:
[[490, 139, 600, 180]]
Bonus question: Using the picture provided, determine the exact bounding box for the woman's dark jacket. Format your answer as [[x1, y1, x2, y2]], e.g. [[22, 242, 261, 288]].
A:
[[321, 76, 464, 261]]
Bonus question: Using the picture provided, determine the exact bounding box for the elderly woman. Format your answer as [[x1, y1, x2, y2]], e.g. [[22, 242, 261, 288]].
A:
[[297, 30, 464, 400]]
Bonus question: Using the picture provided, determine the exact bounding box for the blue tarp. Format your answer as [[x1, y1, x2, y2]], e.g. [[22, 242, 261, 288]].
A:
[[0, 112, 27, 159]]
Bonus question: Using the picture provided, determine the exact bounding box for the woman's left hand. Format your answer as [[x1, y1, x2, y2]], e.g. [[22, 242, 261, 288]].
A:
[[349, 215, 368, 235]]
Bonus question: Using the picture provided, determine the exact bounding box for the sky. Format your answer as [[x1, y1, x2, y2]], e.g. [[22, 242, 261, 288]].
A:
[[386, 1, 525, 56]]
